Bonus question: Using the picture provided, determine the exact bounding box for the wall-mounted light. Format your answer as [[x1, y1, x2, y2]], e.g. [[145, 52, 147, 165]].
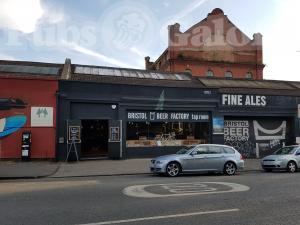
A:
[[111, 104, 117, 110]]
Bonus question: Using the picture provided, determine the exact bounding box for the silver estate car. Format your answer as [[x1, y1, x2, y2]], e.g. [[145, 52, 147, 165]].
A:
[[150, 144, 244, 177], [261, 145, 300, 173]]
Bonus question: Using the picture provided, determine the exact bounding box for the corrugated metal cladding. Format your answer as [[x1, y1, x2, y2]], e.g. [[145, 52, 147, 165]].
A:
[[0, 65, 60, 75], [289, 82, 300, 89], [199, 78, 295, 90], [74, 65, 191, 81]]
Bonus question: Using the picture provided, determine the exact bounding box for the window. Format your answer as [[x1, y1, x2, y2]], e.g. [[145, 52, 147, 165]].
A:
[[208, 146, 223, 154], [192, 146, 208, 155], [206, 70, 214, 77], [185, 68, 192, 74], [126, 122, 210, 147], [274, 146, 298, 155], [224, 71, 233, 79], [223, 147, 235, 154], [157, 62, 161, 69], [245, 72, 253, 79]]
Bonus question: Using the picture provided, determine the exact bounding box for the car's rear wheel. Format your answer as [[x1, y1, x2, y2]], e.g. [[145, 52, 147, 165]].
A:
[[287, 161, 297, 173], [166, 162, 181, 177], [224, 162, 236, 175]]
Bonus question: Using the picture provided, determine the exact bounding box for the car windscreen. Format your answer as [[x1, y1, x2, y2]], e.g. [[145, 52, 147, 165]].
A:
[[274, 147, 298, 155], [176, 146, 195, 154]]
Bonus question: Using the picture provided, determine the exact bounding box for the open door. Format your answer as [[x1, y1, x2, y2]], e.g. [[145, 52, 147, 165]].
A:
[[81, 120, 109, 158]]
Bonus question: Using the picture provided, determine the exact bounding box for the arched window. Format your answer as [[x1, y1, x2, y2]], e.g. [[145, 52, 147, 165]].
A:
[[224, 71, 233, 78], [206, 70, 214, 77], [185, 68, 192, 74], [245, 72, 253, 79]]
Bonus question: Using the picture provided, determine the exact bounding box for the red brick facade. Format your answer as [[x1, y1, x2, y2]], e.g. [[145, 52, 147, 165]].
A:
[[145, 8, 264, 80], [0, 76, 58, 159], [0, 60, 61, 159]]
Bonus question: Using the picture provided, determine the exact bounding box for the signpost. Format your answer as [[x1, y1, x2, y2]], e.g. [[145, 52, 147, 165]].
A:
[[68, 126, 81, 143], [66, 125, 81, 162]]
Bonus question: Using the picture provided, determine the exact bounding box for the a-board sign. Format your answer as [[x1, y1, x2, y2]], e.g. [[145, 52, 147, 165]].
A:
[[68, 126, 81, 143], [109, 127, 120, 142]]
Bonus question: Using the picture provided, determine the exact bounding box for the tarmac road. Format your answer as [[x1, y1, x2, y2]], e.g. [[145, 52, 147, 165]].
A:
[[0, 171, 299, 225]]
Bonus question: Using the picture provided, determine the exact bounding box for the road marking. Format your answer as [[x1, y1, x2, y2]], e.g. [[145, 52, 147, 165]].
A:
[[0, 180, 99, 195], [162, 183, 217, 194], [123, 182, 250, 198], [78, 208, 239, 225]]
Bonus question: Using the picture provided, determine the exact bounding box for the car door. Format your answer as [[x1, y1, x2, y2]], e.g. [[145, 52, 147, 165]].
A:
[[205, 146, 225, 171], [294, 148, 300, 166], [182, 146, 209, 172]]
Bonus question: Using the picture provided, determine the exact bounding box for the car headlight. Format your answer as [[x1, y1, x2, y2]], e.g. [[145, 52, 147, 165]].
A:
[[156, 160, 165, 164]]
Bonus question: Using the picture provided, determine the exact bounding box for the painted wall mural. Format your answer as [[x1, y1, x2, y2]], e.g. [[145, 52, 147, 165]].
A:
[[224, 120, 255, 158], [224, 118, 293, 158], [0, 115, 27, 138], [0, 98, 27, 138], [254, 120, 288, 157]]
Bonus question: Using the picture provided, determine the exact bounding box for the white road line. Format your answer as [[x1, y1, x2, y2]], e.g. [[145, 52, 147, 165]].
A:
[[78, 208, 239, 225]]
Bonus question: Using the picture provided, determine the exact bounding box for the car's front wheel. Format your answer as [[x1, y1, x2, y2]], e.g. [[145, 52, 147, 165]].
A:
[[224, 162, 237, 175], [166, 162, 181, 177], [287, 161, 297, 173]]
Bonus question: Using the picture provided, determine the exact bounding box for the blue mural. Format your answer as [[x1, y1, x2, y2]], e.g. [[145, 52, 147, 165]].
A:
[[0, 115, 27, 138]]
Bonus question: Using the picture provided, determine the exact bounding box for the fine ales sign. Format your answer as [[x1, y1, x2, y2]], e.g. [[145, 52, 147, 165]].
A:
[[222, 94, 267, 107]]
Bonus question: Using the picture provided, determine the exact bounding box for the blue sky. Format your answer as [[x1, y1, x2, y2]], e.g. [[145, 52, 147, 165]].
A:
[[0, 0, 299, 80]]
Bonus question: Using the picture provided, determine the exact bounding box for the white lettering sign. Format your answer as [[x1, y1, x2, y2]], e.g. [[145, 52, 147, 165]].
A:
[[127, 112, 148, 120], [127, 112, 209, 122], [222, 94, 267, 107], [224, 120, 249, 142]]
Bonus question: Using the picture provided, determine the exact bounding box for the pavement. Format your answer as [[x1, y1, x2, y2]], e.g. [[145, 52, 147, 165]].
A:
[[0, 161, 59, 179], [0, 158, 262, 180]]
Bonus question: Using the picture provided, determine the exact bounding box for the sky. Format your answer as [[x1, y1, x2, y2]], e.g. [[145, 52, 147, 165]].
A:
[[0, 0, 299, 81]]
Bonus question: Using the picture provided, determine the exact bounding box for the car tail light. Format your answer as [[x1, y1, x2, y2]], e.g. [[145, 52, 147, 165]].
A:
[[240, 154, 245, 160]]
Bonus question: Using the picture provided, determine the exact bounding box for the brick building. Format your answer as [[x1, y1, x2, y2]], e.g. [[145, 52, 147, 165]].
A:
[[1, 58, 300, 160], [145, 8, 264, 80], [0, 60, 62, 159]]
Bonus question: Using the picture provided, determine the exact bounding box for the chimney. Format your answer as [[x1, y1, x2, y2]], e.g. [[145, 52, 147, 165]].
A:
[[168, 23, 181, 47], [145, 56, 154, 70], [253, 33, 263, 47], [61, 58, 72, 80], [253, 33, 263, 64]]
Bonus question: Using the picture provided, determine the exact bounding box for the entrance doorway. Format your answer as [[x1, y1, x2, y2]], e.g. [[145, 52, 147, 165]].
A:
[[81, 120, 108, 158]]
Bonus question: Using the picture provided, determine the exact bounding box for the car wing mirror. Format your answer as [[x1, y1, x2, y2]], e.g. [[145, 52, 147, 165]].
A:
[[190, 152, 196, 156]]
